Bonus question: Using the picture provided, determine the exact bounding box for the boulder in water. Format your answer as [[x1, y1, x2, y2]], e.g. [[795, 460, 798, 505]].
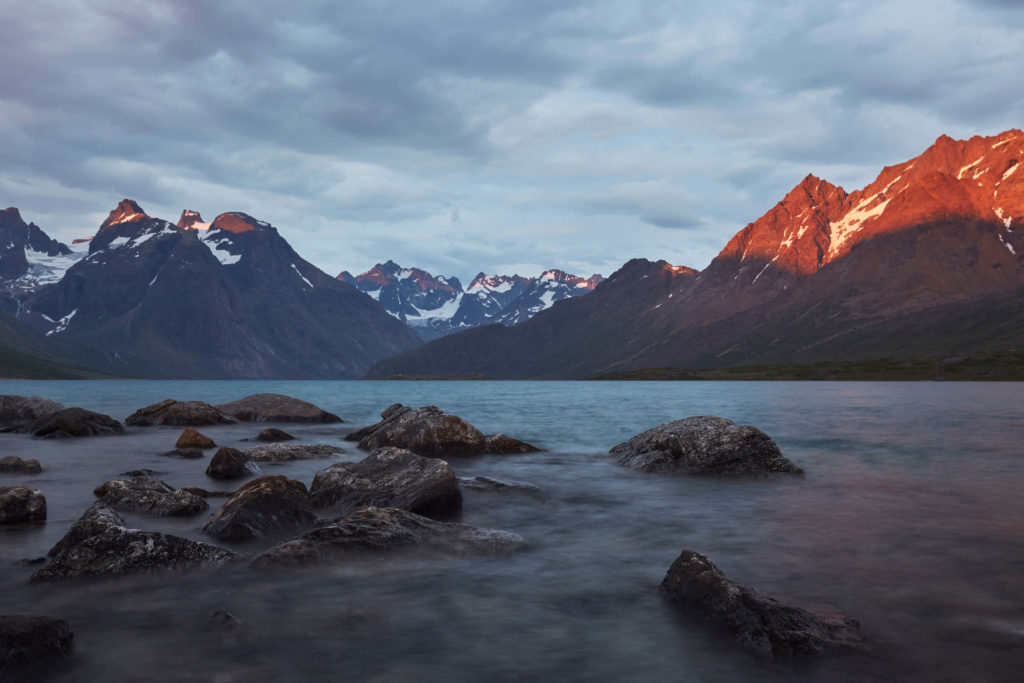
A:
[[203, 476, 317, 542], [206, 447, 259, 480], [0, 615, 74, 677], [21, 407, 124, 439], [255, 427, 295, 442], [160, 448, 205, 459], [93, 476, 209, 517], [0, 486, 46, 524], [245, 443, 344, 462], [0, 395, 64, 431], [215, 394, 342, 423], [176, 427, 216, 449], [126, 399, 235, 427], [0, 456, 42, 474]]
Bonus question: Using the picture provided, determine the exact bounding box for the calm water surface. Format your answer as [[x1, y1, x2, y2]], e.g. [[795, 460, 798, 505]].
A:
[[1, 380, 1022, 682]]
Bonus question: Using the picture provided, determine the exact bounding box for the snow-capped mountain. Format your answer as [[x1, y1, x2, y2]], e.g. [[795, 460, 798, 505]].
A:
[[369, 129, 1024, 379], [17, 199, 418, 378], [338, 262, 603, 340], [0, 208, 86, 307]]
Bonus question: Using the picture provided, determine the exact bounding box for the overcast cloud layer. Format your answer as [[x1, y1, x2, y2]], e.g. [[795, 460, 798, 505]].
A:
[[2, 0, 1022, 282]]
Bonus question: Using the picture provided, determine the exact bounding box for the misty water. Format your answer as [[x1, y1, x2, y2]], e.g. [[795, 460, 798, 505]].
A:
[[1, 380, 1022, 682]]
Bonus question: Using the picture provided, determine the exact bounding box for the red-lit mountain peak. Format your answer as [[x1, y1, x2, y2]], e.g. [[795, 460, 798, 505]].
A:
[[99, 199, 148, 231]]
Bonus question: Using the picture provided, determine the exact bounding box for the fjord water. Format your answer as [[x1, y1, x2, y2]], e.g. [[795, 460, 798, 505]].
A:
[[1, 380, 1022, 682]]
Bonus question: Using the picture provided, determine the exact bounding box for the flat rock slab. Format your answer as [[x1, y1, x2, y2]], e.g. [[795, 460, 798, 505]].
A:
[[0, 615, 74, 677], [206, 447, 259, 480], [610, 416, 803, 475], [93, 476, 209, 517], [250, 506, 526, 569], [245, 444, 344, 462], [660, 550, 863, 659], [203, 476, 317, 542], [21, 407, 124, 439], [176, 427, 216, 449], [0, 486, 46, 524], [0, 395, 65, 431], [310, 447, 462, 518], [215, 393, 342, 423], [126, 399, 236, 427], [31, 503, 237, 582], [0, 456, 42, 474]]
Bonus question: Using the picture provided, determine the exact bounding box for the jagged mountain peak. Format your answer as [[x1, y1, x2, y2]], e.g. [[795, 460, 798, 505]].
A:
[[177, 209, 210, 230], [210, 212, 267, 234], [99, 199, 148, 231]]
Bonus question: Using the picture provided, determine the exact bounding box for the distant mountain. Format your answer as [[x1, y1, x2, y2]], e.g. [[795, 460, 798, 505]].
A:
[[368, 130, 1024, 378], [0, 207, 85, 307], [338, 262, 603, 340], [17, 200, 419, 378]]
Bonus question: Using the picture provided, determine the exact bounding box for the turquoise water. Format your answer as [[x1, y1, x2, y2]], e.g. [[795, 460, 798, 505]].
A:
[[1, 380, 1022, 681]]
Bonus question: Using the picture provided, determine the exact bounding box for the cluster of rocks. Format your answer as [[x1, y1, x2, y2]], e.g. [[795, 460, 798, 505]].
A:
[[0, 395, 124, 439]]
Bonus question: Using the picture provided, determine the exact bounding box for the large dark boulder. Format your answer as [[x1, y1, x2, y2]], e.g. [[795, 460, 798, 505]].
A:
[[215, 393, 342, 423], [0, 395, 64, 431], [0, 615, 74, 677], [93, 476, 209, 517], [610, 416, 803, 475], [660, 550, 863, 659], [250, 507, 526, 569], [309, 447, 462, 518], [345, 404, 539, 457], [126, 399, 236, 427], [176, 427, 216, 449], [206, 447, 258, 480], [244, 443, 344, 462], [31, 503, 237, 582], [0, 456, 42, 474], [255, 427, 295, 442], [0, 486, 46, 524], [203, 476, 317, 542], [21, 407, 124, 439]]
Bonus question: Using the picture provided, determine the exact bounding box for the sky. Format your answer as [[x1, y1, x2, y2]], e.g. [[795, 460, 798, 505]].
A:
[[2, 0, 1023, 285]]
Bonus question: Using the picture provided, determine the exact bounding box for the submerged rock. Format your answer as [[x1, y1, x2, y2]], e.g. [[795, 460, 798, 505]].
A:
[[457, 476, 546, 497], [345, 404, 539, 457], [21, 407, 124, 439], [610, 416, 803, 475], [250, 507, 526, 569], [206, 447, 259, 480], [245, 443, 344, 462], [0, 395, 65, 431], [126, 399, 236, 427], [0, 615, 74, 677], [0, 486, 46, 524], [31, 502, 237, 582], [203, 476, 317, 542], [93, 476, 209, 517], [310, 447, 462, 518], [660, 550, 863, 659], [181, 486, 235, 499], [176, 427, 216, 449], [255, 427, 295, 442], [215, 393, 342, 423], [0, 456, 42, 474], [160, 447, 205, 459]]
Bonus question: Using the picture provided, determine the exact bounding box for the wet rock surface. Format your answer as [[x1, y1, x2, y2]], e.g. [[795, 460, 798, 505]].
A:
[[244, 443, 344, 462], [611, 416, 803, 475], [0, 395, 65, 431], [0, 486, 46, 523], [309, 447, 462, 518], [0, 615, 74, 677], [255, 427, 295, 442], [483, 433, 543, 454], [660, 550, 863, 659], [181, 486, 235, 499], [203, 476, 317, 542], [126, 399, 236, 427], [206, 447, 259, 480], [176, 427, 216, 449], [215, 393, 342, 423], [161, 447, 205, 459], [458, 476, 546, 497], [31, 502, 237, 582], [93, 476, 209, 517], [21, 407, 125, 439], [346, 404, 539, 457], [0, 456, 42, 474], [250, 506, 526, 569]]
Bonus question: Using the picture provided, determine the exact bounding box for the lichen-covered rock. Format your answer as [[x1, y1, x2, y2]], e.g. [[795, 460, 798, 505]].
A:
[[215, 394, 342, 423], [255, 427, 295, 442], [0, 395, 65, 431], [244, 443, 344, 462], [176, 427, 216, 449], [483, 433, 543, 454], [0, 456, 42, 474], [0, 615, 74, 677], [660, 550, 863, 659], [309, 447, 462, 518], [206, 447, 259, 480], [203, 476, 317, 542], [31, 503, 237, 582], [0, 486, 46, 524], [250, 507, 525, 569], [610, 416, 802, 475], [21, 407, 124, 439], [126, 399, 236, 427], [93, 476, 209, 517], [160, 448, 205, 459]]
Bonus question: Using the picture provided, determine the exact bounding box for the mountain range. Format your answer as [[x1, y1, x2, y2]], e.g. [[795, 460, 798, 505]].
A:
[[338, 262, 603, 340], [368, 130, 1024, 378]]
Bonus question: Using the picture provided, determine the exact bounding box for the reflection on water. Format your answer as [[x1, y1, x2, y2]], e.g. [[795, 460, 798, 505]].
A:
[[0, 380, 1022, 681]]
